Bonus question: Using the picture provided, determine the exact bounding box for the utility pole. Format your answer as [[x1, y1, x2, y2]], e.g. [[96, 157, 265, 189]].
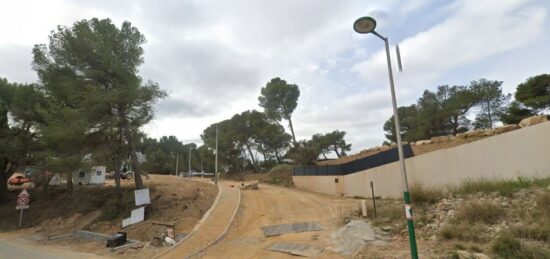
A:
[[175, 154, 179, 176], [215, 125, 219, 185], [188, 146, 192, 176]]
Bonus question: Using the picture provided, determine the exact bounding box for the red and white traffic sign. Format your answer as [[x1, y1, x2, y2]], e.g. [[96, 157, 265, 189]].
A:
[[16, 189, 30, 209]]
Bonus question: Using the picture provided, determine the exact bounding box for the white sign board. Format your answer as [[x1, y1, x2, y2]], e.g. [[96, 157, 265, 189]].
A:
[[135, 189, 150, 206], [16, 205, 29, 210], [122, 206, 145, 228]]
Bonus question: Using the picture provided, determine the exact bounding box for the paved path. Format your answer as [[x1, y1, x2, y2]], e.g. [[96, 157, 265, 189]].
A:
[[159, 181, 241, 259], [0, 239, 106, 259]]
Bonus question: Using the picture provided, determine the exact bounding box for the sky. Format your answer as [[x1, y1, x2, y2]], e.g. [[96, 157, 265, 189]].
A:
[[1, 0, 549, 155]]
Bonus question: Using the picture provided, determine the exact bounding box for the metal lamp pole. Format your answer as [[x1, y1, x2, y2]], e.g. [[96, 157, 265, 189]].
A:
[[215, 125, 219, 186], [353, 16, 418, 258]]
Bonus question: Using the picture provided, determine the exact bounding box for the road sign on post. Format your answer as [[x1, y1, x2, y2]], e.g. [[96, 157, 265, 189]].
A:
[[16, 189, 30, 227]]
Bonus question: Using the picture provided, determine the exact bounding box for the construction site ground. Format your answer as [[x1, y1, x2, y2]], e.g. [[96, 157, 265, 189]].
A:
[[0, 175, 218, 258], [1, 175, 459, 258]]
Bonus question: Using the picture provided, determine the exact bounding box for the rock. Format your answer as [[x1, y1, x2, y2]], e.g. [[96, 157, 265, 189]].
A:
[[409, 141, 416, 146], [464, 130, 486, 138], [456, 250, 472, 259], [381, 226, 392, 232], [455, 132, 467, 139], [472, 253, 490, 259], [493, 124, 519, 134], [416, 140, 431, 145], [519, 115, 549, 128], [431, 135, 453, 142], [484, 129, 496, 136]]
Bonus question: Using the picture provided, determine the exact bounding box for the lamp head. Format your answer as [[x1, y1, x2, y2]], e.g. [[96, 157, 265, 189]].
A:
[[353, 16, 377, 34]]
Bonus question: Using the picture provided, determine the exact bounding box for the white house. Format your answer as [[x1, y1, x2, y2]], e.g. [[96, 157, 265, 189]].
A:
[[73, 166, 106, 185]]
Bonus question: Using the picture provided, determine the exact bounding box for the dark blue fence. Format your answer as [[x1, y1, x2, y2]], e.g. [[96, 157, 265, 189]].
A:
[[293, 144, 414, 176]]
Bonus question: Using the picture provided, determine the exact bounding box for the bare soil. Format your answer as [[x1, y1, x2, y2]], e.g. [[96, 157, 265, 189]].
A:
[[0, 175, 217, 258]]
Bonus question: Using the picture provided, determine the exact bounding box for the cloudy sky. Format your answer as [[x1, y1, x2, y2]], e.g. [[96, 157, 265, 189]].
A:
[[1, 0, 549, 154]]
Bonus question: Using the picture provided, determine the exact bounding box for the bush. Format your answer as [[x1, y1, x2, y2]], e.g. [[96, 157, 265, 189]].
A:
[[455, 177, 550, 196], [268, 164, 293, 175], [536, 191, 550, 217], [510, 223, 550, 243], [492, 233, 550, 259], [439, 223, 489, 242], [456, 201, 504, 224], [410, 183, 444, 204]]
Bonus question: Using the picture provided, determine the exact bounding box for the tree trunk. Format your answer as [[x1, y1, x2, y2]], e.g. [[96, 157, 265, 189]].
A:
[[245, 142, 258, 173], [275, 150, 282, 164], [125, 129, 144, 189], [333, 145, 341, 157], [287, 117, 297, 146], [486, 99, 493, 129], [66, 171, 73, 193], [42, 170, 50, 200], [321, 151, 327, 159], [114, 154, 122, 200], [0, 159, 13, 205]]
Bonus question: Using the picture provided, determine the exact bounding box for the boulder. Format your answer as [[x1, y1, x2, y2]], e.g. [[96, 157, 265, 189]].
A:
[[455, 132, 467, 139], [484, 129, 496, 136], [430, 135, 453, 142], [416, 140, 430, 145], [493, 124, 519, 134], [519, 115, 549, 128], [464, 130, 486, 138]]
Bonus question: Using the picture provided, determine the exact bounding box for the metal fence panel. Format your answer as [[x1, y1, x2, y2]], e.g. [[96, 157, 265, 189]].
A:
[[293, 144, 413, 176]]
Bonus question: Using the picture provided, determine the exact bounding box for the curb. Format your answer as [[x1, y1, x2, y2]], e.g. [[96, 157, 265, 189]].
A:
[[153, 180, 223, 258], [185, 186, 241, 259]]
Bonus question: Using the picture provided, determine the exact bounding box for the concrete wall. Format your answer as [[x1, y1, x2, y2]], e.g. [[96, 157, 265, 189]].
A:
[[294, 122, 550, 198]]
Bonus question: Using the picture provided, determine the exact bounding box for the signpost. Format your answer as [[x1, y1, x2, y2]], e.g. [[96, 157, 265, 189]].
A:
[[16, 189, 30, 227]]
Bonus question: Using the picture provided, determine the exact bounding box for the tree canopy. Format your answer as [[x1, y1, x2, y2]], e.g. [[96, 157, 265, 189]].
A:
[[515, 74, 550, 113], [258, 77, 300, 145], [32, 18, 166, 191]]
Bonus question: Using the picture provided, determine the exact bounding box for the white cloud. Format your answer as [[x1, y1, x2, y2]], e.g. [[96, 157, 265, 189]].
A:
[[353, 0, 547, 91], [0, 0, 549, 153]]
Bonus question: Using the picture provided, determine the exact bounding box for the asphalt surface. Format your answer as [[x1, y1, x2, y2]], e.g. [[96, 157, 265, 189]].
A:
[[0, 239, 104, 259]]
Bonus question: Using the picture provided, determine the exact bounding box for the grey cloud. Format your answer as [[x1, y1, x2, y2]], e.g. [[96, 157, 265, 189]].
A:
[[155, 98, 216, 118]]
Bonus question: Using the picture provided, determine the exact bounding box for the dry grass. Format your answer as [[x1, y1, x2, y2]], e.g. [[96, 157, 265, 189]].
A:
[[439, 223, 489, 242], [492, 232, 550, 259], [410, 183, 444, 204], [455, 177, 550, 196], [455, 201, 504, 224]]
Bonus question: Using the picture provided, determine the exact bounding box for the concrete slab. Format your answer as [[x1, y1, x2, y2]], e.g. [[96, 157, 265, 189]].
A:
[[269, 242, 324, 257], [261, 221, 324, 237]]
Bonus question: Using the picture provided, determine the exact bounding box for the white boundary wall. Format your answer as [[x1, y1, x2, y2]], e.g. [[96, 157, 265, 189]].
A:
[[294, 122, 550, 198]]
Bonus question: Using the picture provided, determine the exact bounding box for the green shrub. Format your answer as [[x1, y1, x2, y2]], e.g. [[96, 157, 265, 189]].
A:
[[268, 164, 293, 174]]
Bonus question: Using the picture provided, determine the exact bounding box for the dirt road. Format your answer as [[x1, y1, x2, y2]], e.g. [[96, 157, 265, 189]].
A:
[[159, 181, 240, 258], [201, 183, 358, 258]]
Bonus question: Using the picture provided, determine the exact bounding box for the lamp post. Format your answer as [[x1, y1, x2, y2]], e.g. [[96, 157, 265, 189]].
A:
[[215, 124, 219, 186], [353, 16, 418, 259]]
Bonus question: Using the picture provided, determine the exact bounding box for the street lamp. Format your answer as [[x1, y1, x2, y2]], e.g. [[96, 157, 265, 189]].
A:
[[353, 16, 419, 259]]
